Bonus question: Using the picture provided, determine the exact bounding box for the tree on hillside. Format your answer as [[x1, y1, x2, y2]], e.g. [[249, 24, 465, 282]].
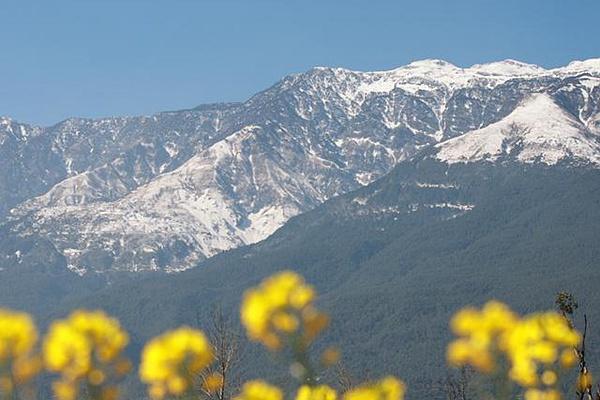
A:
[[196, 307, 244, 400], [555, 291, 599, 400], [437, 367, 473, 400]]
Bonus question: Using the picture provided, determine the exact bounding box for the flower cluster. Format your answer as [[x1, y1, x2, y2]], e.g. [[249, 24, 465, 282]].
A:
[[6, 271, 584, 400], [237, 271, 404, 400], [503, 312, 580, 386], [343, 377, 406, 400], [241, 271, 329, 351], [140, 326, 214, 399], [234, 377, 405, 400], [296, 384, 338, 400], [234, 380, 283, 400], [43, 310, 130, 400], [0, 308, 41, 394], [447, 301, 581, 397], [524, 388, 562, 400], [447, 301, 518, 372]]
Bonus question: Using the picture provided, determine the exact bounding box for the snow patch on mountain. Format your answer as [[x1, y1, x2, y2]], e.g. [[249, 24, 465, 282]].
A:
[[313, 58, 600, 103], [435, 93, 600, 165], [558, 59, 600, 74], [469, 59, 545, 77]]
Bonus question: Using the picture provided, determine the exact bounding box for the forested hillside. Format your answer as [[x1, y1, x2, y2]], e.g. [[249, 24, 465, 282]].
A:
[[13, 160, 597, 398]]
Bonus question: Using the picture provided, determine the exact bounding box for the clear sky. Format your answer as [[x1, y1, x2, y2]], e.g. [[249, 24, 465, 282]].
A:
[[2, 0, 599, 126]]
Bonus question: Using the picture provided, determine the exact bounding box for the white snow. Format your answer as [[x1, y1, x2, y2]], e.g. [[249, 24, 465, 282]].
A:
[[163, 142, 179, 158], [240, 205, 293, 244], [424, 202, 475, 211], [416, 182, 458, 189], [558, 59, 600, 75], [436, 93, 600, 166], [469, 59, 545, 77], [355, 172, 375, 186], [310, 58, 600, 112], [578, 76, 600, 91]]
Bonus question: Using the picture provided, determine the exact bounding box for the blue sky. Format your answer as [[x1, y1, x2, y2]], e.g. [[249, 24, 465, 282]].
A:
[[1, 0, 599, 126]]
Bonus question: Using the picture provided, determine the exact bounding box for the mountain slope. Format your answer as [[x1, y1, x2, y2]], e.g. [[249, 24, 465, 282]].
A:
[[0, 105, 242, 216], [2, 59, 600, 274], [33, 160, 600, 399], [435, 93, 600, 165]]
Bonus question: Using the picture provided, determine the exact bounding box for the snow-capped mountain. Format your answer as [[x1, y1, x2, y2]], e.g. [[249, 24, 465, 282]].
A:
[[2, 58, 600, 274]]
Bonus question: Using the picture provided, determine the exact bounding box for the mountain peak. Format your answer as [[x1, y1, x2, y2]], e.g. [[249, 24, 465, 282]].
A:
[[469, 59, 546, 76], [560, 58, 600, 73], [404, 59, 458, 69], [0, 116, 13, 125]]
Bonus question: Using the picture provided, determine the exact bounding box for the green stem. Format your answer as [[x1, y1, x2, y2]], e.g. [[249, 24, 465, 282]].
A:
[[290, 336, 317, 386]]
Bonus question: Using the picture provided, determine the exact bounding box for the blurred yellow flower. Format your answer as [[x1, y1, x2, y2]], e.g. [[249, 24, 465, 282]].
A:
[[53, 380, 77, 400], [541, 371, 557, 386], [501, 312, 580, 387], [296, 384, 337, 400], [234, 380, 283, 400], [447, 338, 495, 373], [525, 388, 562, 400], [43, 310, 130, 400], [241, 271, 328, 350], [447, 301, 517, 373], [451, 301, 517, 336], [0, 308, 38, 361], [203, 372, 224, 393], [321, 346, 341, 367], [447, 301, 581, 389], [0, 377, 12, 394], [100, 386, 120, 400], [140, 326, 214, 399], [559, 349, 577, 368], [0, 308, 41, 393], [343, 376, 405, 400]]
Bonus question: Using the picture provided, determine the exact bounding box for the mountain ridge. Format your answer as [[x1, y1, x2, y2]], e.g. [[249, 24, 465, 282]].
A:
[[4, 58, 600, 128], [2, 58, 600, 274]]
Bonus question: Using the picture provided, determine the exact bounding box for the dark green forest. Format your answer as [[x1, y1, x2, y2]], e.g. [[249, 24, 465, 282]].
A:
[[2, 159, 600, 399]]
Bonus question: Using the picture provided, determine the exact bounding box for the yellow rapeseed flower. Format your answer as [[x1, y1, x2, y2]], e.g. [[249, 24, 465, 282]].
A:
[[0, 308, 38, 361], [447, 301, 582, 390], [241, 271, 328, 350], [559, 349, 577, 368], [0, 377, 12, 394], [321, 346, 341, 367], [234, 380, 283, 400], [447, 301, 516, 373], [451, 301, 517, 336], [447, 338, 495, 373], [541, 371, 557, 386], [525, 388, 562, 400], [140, 326, 214, 399], [501, 312, 580, 387], [344, 376, 405, 400], [0, 308, 41, 392], [99, 386, 119, 400], [296, 384, 337, 400], [203, 372, 224, 393], [43, 310, 130, 400]]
